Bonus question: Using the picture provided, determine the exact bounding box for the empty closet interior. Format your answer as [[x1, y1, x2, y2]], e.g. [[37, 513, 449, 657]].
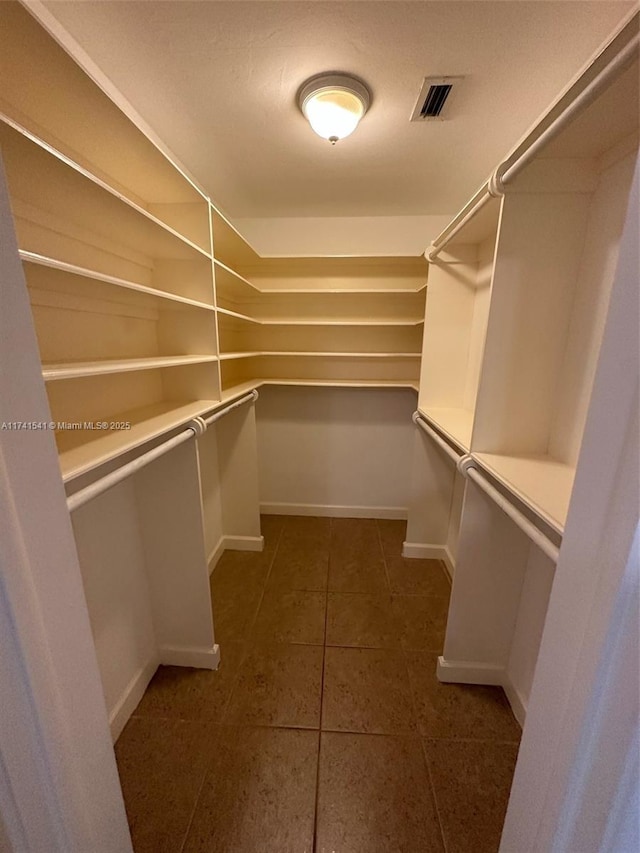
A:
[[1, 0, 638, 746]]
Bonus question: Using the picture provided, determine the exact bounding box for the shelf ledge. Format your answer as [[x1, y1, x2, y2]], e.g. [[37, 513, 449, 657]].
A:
[[43, 354, 217, 380], [21, 251, 216, 311]]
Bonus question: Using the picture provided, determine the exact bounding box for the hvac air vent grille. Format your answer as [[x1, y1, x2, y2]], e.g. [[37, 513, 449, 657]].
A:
[[411, 77, 462, 122]]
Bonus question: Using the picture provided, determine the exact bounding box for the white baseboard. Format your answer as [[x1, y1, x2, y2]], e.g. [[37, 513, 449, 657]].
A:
[[159, 643, 220, 670], [401, 542, 455, 579], [442, 546, 455, 579], [260, 502, 407, 520], [437, 656, 527, 724], [109, 656, 159, 743], [402, 541, 446, 559], [207, 537, 226, 574], [503, 673, 528, 727], [223, 534, 264, 552], [436, 656, 505, 685]]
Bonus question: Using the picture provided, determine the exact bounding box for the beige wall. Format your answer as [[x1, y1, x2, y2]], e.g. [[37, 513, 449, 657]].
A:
[[232, 215, 452, 257]]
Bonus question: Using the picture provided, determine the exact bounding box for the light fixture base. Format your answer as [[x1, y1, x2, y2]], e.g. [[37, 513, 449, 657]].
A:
[[298, 72, 371, 143]]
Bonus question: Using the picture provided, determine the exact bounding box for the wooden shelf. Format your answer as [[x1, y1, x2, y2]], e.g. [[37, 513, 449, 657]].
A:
[[260, 318, 424, 326], [211, 208, 261, 271], [419, 406, 474, 453], [215, 307, 423, 327], [244, 255, 427, 290], [42, 355, 217, 381], [213, 259, 260, 303], [219, 352, 263, 361], [419, 208, 499, 424], [219, 351, 420, 359], [220, 377, 419, 400], [57, 399, 219, 482], [1, 121, 211, 301], [0, 4, 209, 224], [247, 286, 427, 294], [261, 378, 420, 390], [22, 252, 215, 312], [0, 118, 211, 262], [263, 351, 420, 358], [472, 452, 575, 534], [216, 307, 260, 324], [220, 379, 263, 402]]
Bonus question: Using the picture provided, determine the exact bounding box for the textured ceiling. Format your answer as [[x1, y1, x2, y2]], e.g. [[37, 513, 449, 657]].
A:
[[40, 1, 633, 218]]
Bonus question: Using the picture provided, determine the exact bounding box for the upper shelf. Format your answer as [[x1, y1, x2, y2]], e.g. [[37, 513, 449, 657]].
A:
[[22, 252, 216, 313], [42, 355, 218, 381], [0, 119, 211, 263], [241, 256, 428, 292], [216, 307, 423, 327], [211, 207, 261, 271], [0, 3, 207, 211]]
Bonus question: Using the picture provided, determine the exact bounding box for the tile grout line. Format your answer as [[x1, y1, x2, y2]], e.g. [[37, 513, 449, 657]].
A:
[[311, 519, 332, 853], [403, 640, 450, 853], [373, 518, 393, 595], [178, 520, 287, 853], [377, 518, 450, 853], [420, 737, 450, 853], [176, 761, 212, 853], [218, 519, 286, 724]]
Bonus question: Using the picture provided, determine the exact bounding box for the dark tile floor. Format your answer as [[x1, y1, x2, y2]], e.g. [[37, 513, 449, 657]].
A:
[[116, 515, 521, 853]]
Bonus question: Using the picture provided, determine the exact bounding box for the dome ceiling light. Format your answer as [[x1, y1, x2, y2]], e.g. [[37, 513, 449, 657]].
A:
[[298, 73, 371, 144]]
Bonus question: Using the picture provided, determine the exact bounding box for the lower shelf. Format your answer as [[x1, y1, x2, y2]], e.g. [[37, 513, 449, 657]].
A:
[[419, 406, 474, 452], [220, 377, 419, 402], [57, 399, 218, 482], [472, 452, 575, 534]]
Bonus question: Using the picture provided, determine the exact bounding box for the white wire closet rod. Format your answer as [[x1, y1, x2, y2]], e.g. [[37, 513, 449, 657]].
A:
[[463, 464, 561, 564], [426, 21, 638, 262], [67, 391, 259, 511], [412, 412, 463, 464]]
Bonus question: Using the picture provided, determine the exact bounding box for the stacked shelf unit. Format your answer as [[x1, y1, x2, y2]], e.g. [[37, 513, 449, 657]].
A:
[[471, 59, 639, 534], [420, 19, 638, 537], [0, 3, 219, 484], [212, 209, 426, 399], [415, 12, 639, 722], [0, 0, 426, 734], [0, 2, 426, 486], [418, 196, 501, 452]]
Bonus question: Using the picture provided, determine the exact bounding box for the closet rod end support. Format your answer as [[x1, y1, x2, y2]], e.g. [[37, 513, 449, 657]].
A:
[[187, 416, 207, 437], [457, 453, 475, 477], [488, 167, 506, 198]]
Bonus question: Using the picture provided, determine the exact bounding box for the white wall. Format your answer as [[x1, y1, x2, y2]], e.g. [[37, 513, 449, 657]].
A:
[[256, 385, 417, 517], [71, 480, 158, 732], [197, 427, 225, 563], [506, 545, 556, 711], [233, 215, 451, 257]]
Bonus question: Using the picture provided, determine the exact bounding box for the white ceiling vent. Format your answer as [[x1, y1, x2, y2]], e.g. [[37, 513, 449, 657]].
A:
[[411, 76, 463, 121]]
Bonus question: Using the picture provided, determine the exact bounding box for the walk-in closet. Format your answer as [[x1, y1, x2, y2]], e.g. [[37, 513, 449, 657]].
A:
[[1, 2, 638, 852]]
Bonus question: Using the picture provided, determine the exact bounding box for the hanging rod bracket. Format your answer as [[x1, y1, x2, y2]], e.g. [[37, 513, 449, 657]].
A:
[[187, 417, 207, 437], [456, 453, 476, 477], [488, 167, 506, 198]]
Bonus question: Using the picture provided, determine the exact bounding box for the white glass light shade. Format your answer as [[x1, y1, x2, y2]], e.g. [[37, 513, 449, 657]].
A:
[[299, 74, 370, 144]]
